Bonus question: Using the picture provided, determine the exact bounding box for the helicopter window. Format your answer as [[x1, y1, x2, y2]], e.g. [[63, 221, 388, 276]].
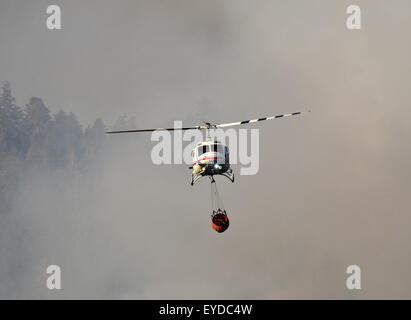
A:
[[212, 143, 224, 154], [197, 145, 207, 157]]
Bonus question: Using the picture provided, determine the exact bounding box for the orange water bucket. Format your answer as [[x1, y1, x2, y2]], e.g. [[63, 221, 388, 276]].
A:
[[211, 210, 229, 233]]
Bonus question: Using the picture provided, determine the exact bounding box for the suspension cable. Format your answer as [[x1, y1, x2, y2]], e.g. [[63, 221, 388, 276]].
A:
[[210, 176, 225, 214]]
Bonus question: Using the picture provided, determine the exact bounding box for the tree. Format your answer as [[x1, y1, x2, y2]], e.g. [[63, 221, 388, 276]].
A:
[[49, 110, 83, 168], [83, 118, 106, 165], [23, 97, 53, 167], [0, 82, 25, 211], [0, 82, 27, 156]]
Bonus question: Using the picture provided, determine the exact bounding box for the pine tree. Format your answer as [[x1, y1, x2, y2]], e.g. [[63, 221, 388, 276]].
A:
[[23, 97, 53, 167], [83, 118, 106, 165], [49, 110, 83, 168], [0, 82, 27, 155]]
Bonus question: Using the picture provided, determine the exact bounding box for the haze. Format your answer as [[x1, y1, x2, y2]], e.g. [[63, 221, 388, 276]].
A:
[[0, 0, 410, 299]]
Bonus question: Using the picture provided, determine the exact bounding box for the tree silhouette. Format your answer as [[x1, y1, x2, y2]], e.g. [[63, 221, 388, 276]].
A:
[[0, 82, 27, 156]]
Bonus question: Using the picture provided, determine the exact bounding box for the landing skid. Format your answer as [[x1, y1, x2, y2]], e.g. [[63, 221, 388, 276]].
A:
[[221, 169, 235, 183], [191, 173, 203, 186], [191, 168, 234, 186]]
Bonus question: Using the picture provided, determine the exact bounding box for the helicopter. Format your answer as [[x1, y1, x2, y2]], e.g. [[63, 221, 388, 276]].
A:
[[106, 110, 309, 185]]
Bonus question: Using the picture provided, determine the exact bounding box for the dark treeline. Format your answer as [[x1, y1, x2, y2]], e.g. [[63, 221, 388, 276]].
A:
[[0, 81, 115, 210], [0, 81, 107, 168]]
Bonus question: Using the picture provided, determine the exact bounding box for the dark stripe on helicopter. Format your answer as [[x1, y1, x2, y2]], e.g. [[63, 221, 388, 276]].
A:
[[292, 112, 301, 115], [275, 115, 284, 118], [241, 120, 250, 124], [258, 117, 267, 121]]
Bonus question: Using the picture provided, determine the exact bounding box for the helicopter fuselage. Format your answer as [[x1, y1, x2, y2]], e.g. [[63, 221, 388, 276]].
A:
[[190, 140, 234, 185], [192, 151, 229, 175]]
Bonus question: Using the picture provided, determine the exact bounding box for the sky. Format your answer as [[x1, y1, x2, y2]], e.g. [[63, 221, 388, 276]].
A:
[[1, 0, 411, 299]]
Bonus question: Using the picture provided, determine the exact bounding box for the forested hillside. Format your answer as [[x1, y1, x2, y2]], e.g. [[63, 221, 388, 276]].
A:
[[0, 82, 107, 210]]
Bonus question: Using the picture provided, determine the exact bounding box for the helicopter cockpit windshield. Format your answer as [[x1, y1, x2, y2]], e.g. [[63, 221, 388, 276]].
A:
[[196, 144, 225, 158], [197, 145, 207, 157], [211, 143, 224, 154]]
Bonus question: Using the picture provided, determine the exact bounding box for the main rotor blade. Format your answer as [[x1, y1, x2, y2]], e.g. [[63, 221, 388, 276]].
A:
[[106, 126, 199, 134], [215, 110, 309, 128], [106, 110, 309, 134]]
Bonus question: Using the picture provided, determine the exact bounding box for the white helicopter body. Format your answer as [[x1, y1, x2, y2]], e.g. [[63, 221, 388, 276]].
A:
[[190, 139, 233, 185]]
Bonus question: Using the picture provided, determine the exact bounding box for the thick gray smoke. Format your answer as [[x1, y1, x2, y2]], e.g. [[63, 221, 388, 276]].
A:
[[1, 0, 411, 299]]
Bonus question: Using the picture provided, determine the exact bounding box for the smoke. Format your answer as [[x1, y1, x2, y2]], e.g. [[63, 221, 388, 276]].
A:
[[1, 0, 411, 299]]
